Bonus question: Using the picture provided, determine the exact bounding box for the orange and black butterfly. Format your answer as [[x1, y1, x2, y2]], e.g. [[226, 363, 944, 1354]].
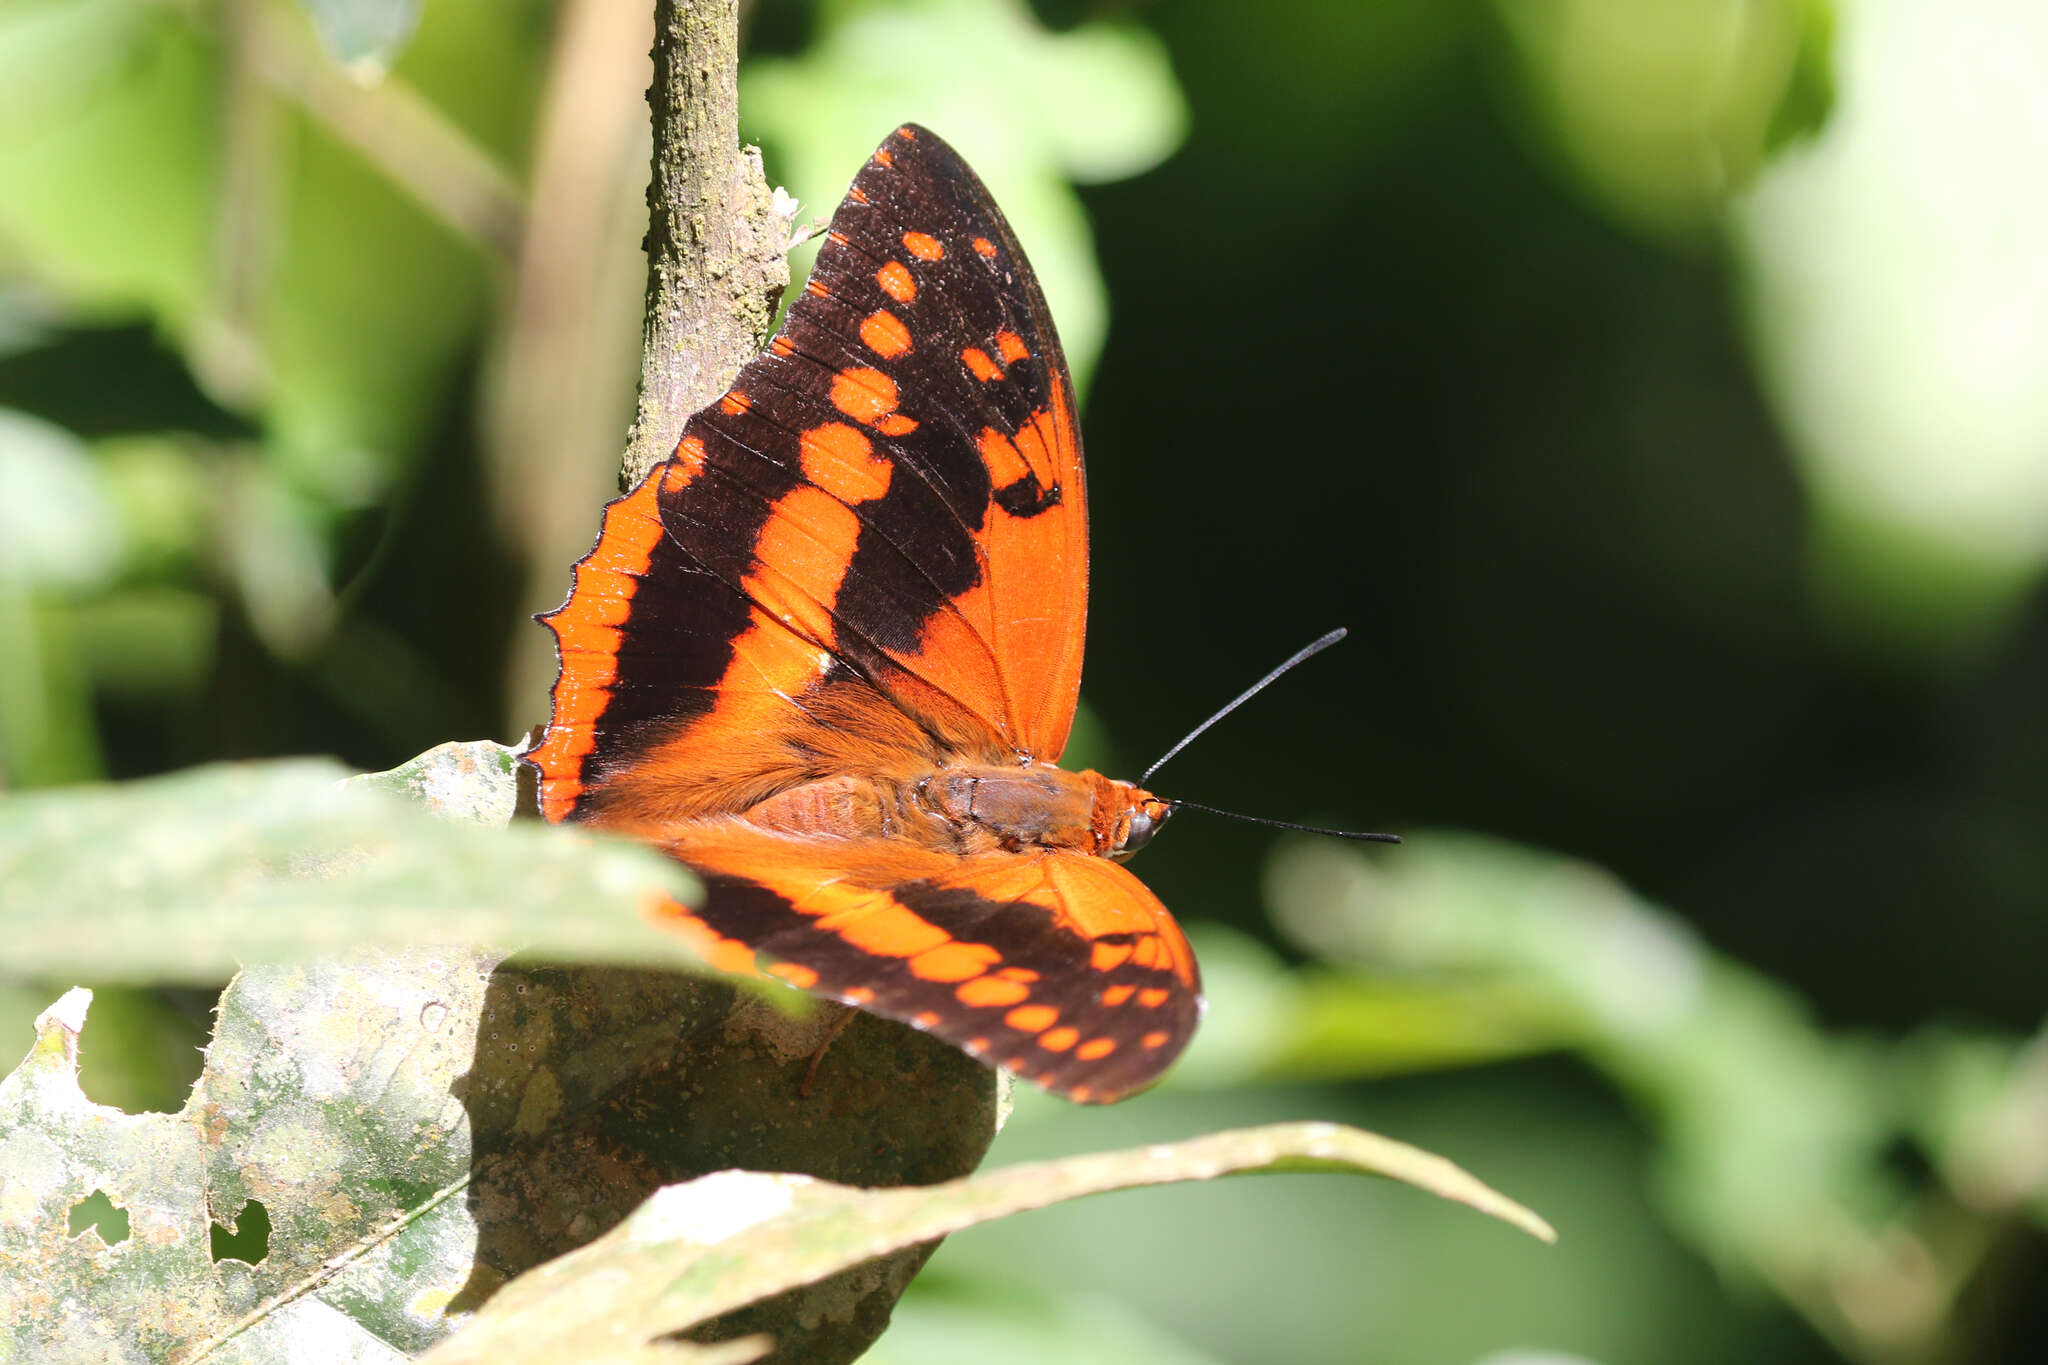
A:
[[526, 125, 1381, 1104]]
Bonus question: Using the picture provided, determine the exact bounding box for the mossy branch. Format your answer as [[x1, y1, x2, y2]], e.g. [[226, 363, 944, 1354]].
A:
[[622, 0, 791, 490]]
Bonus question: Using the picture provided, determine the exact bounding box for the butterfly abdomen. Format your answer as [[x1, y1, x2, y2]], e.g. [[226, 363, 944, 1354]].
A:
[[740, 763, 1164, 861]]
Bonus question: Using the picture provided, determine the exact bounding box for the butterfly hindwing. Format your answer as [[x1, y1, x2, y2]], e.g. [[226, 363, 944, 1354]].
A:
[[652, 822, 1201, 1104], [530, 125, 1087, 825]]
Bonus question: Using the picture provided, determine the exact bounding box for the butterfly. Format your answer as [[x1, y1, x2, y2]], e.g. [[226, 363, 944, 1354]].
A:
[[524, 125, 1198, 1104]]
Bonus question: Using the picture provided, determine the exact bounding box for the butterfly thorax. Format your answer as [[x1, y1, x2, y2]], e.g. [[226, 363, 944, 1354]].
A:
[[741, 764, 1170, 861]]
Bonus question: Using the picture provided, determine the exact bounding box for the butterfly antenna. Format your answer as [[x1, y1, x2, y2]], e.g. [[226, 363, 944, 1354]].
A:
[[1168, 800, 1401, 844], [1140, 628, 1350, 785]]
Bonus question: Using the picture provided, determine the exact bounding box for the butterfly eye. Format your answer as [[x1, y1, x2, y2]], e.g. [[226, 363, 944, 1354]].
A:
[[1116, 802, 1169, 860]]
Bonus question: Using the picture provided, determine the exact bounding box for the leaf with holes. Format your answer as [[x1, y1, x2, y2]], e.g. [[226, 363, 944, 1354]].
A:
[[0, 741, 1003, 1362], [1, 981, 466, 1363], [3, 968, 912, 1364]]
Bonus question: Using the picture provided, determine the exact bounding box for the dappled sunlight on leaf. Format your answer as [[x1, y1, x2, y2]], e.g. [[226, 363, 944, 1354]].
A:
[[0, 744, 710, 980], [422, 1120, 1549, 1364]]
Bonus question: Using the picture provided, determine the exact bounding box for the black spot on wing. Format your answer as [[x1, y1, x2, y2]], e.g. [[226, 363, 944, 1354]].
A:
[[993, 474, 1061, 518]]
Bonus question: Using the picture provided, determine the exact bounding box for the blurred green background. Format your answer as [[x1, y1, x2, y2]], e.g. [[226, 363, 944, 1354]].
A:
[[5, 0, 2048, 1361]]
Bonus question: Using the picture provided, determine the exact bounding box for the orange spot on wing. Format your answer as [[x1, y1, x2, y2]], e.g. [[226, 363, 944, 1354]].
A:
[[1131, 936, 1162, 970], [1039, 1026, 1079, 1053], [1137, 987, 1170, 1009], [897, 126, 918, 140], [1075, 1037, 1118, 1061], [1090, 940, 1135, 973], [813, 892, 951, 959], [1067, 1085, 1095, 1103], [653, 904, 765, 979], [1005, 1004, 1058, 1033], [799, 422, 890, 502], [771, 335, 797, 357], [998, 967, 1040, 983], [807, 279, 831, 298], [720, 391, 751, 416], [956, 976, 1031, 1008], [827, 230, 849, 246], [1099, 984, 1136, 1007], [996, 331, 1029, 365], [849, 186, 869, 204], [673, 434, 708, 476], [745, 486, 861, 644], [973, 237, 996, 258], [1009, 405, 1058, 485], [769, 962, 820, 989], [1142, 1030, 1172, 1049], [913, 1010, 939, 1028], [843, 986, 875, 1005], [872, 413, 918, 437], [859, 309, 912, 358], [831, 367, 902, 426], [706, 940, 757, 975], [902, 231, 944, 261], [910, 941, 1002, 982], [874, 148, 894, 168], [876, 260, 916, 303], [962, 348, 1002, 383], [967, 1036, 989, 1052]]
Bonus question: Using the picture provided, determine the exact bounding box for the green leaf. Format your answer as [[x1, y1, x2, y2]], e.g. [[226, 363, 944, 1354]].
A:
[[1762, 0, 1836, 152], [0, 407, 122, 589], [740, 0, 1187, 396], [0, 976, 487, 1361], [1169, 924, 1571, 1089], [1266, 834, 1895, 1285], [421, 1119, 1552, 1363], [0, 5, 211, 328], [1494, 0, 1836, 239], [0, 586, 106, 788], [0, 0, 537, 516], [1735, 0, 2048, 650], [874, 1278, 1226, 1365], [0, 743, 718, 980]]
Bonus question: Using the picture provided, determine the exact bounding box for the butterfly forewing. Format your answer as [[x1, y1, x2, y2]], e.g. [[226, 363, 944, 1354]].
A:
[[787, 128, 1087, 759], [530, 124, 1087, 826]]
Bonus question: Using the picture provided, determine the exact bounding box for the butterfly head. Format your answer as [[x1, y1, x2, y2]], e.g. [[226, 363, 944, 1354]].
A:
[[1107, 788, 1174, 863]]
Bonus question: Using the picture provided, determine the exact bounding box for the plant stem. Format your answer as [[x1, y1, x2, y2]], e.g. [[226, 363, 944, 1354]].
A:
[[621, 0, 790, 490]]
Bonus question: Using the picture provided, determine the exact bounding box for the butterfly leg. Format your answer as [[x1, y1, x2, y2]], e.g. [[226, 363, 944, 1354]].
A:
[[799, 1004, 859, 1098]]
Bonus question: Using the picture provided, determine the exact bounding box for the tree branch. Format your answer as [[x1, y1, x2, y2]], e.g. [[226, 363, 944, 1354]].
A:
[[621, 0, 791, 490]]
